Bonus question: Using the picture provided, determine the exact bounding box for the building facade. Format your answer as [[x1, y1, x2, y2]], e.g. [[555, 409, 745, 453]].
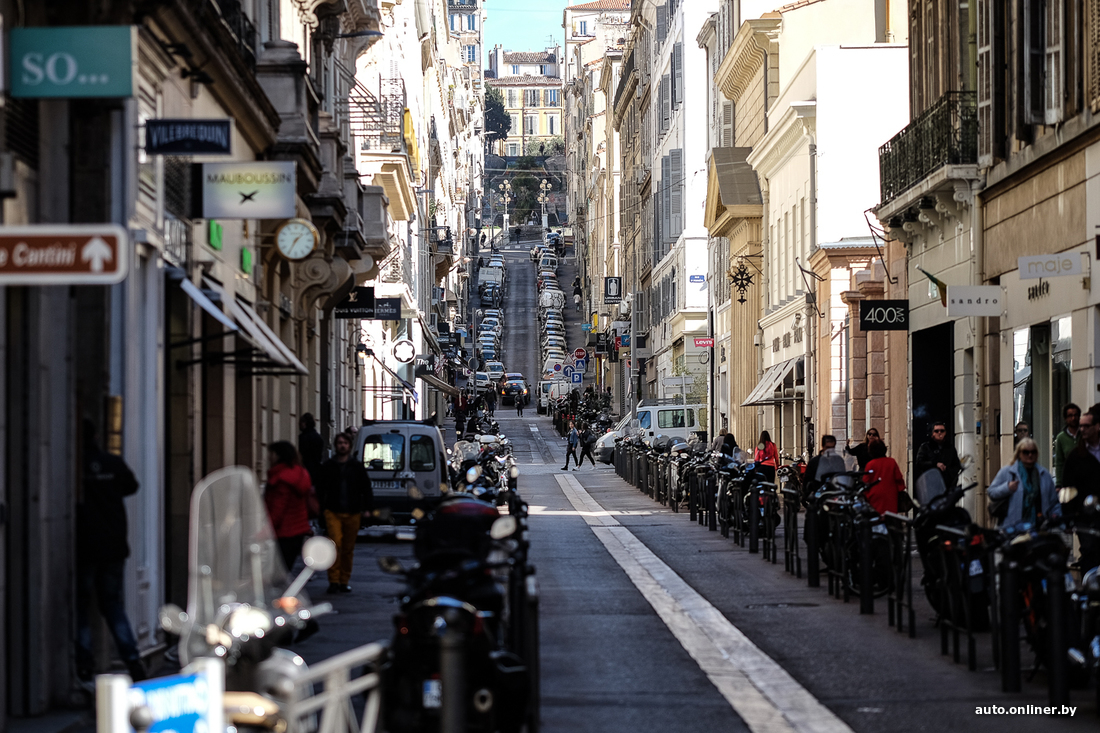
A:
[[486, 46, 563, 157]]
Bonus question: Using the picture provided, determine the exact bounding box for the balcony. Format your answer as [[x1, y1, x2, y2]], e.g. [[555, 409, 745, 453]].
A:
[[448, 0, 478, 7], [878, 91, 977, 204], [214, 0, 257, 71]]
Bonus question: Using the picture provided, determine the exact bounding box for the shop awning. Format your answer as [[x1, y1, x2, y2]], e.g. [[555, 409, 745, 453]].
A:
[[178, 277, 239, 333], [419, 373, 460, 397], [741, 357, 799, 406], [201, 278, 308, 375], [363, 348, 418, 403]]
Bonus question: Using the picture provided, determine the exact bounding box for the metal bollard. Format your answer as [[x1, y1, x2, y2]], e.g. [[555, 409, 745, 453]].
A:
[[440, 618, 466, 733], [859, 521, 874, 614], [689, 472, 697, 522], [707, 477, 717, 532], [1046, 558, 1069, 707], [806, 504, 820, 588], [748, 483, 760, 554], [999, 560, 1021, 692]]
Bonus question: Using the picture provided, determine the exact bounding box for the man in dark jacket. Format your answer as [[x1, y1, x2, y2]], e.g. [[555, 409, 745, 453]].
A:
[[317, 432, 373, 593], [77, 421, 145, 681], [914, 421, 962, 490], [298, 412, 324, 485], [1061, 407, 1100, 570]]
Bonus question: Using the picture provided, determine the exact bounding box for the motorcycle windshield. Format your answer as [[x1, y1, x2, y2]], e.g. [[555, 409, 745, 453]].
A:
[[183, 467, 295, 661], [453, 441, 482, 462]]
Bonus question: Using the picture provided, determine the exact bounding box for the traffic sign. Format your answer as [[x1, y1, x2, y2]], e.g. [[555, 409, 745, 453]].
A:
[[128, 665, 222, 733], [553, 363, 562, 372], [570, 372, 583, 384], [574, 348, 586, 360], [576, 359, 586, 371], [0, 224, 129, 284], [581, 323, 592, 331], [563, 366, 575, 378]]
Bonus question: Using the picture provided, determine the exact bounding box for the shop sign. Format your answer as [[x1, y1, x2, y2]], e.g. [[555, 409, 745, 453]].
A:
[[694, 337, 714, 348], [0, 224, 128, 284], [858, 299, 909, 330], [946, 286, 1001, 317], [145, 119, 231, 155], [200, 162, 296, 220], [1018, 253, 1084, 280], [604, 276, 622, 305], [373, 298, 401, 320], [595, 332, 609, 354], [11, 27, 136, 98], [334, 286, 375, 319]]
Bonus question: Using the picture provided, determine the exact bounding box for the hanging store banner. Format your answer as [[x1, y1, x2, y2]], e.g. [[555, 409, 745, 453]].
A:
[[334, 287, 375, 319], [858, 299, 910, 331], [1018, 252, 1084, 279], [145, 119, 231, 155], [200, 162, 296, 220], [11, 26, 136, 98], [373, 298, 402, 320], [0, 224, 128, 284], [693, 337, 714, 348], [946, 286, 1002, 317], [603, 276, 622, 304]]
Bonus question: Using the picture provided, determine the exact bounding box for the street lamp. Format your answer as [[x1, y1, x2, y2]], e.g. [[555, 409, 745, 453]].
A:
[[497, 181, 513, 239], [537, 178, 552, 231]]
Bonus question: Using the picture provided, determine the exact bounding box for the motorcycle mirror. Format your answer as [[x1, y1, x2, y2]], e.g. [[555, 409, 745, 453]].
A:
[[158, 604, 188, 635], [1059, 486, 1079, 505], [377, 556, 406, 575], [630, 418, 640, 429], [490, 515, 518, 540], [302, 536, 338, 571]]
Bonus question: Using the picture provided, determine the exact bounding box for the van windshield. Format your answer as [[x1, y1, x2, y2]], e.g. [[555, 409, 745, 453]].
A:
[[410, 434, 436, 471], [362, 433, 404, 470], [638, 412, 651, 430]]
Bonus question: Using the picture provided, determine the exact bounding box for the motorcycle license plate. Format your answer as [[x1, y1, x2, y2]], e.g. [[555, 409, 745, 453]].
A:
[[423, 679, 442, 709], [968, 559, 983, 577]]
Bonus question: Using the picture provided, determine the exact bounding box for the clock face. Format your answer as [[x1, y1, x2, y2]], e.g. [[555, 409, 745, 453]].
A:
[[276, 219, 318, 260]]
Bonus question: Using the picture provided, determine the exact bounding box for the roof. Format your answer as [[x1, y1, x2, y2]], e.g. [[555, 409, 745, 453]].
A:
[[490, 74, 564, 87], [567, 0, 630, 10], [712, 147, 762, 207], [503, 51, 556, 64], [775, 0, 828, 12]]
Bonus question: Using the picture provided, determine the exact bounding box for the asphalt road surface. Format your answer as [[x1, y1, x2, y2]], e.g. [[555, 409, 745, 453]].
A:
[[288, 237, 1093, 732]]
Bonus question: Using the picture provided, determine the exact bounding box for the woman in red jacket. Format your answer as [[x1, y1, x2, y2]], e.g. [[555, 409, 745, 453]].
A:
[[863, 440, 906, 515], [754, 430, 779, 483], [265, 440, 314, 572]]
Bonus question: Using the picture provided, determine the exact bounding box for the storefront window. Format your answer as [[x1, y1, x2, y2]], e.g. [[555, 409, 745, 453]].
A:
[[1052, 316, 1072, 437], [1013, 328, 1032, 434]]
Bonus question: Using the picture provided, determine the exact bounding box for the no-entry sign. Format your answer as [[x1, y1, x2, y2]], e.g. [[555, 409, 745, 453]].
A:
[[0, 224, 128, 284]]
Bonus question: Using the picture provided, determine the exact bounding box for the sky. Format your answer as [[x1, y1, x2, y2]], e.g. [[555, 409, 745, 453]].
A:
[[484, 0, 571, 56]]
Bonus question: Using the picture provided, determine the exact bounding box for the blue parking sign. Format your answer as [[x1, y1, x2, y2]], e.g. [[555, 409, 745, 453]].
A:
[[571, 372, 582, 384]]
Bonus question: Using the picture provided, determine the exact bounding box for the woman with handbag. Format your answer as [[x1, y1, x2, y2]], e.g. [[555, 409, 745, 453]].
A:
[[987, 437, 1060, 527], [264, 440, 315, 572], [754, 431, 779, 483], [863, 440, 908, 515]]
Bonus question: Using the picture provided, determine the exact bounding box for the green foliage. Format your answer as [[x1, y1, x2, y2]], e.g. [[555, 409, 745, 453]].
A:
[[524, 135, 565, 156], [485, 85, 511, 145]]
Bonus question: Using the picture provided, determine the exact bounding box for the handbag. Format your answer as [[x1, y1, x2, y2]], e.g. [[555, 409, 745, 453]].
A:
[[896, 490, 915, 514], [988, 494, 1010, 522]]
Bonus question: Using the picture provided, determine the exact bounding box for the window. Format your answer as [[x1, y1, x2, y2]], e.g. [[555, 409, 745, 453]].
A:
[[525, 89, 541, 107], [506, 142, 519, 156], [638, 411, 652, 429], [540, 64, 547, 75], [548, 116, 556, 134], [524, 115, 538, 134], [511, 64, 520, 75], [362, 434, 404, 471], [579, 20, 588, 36], [467, 14, 477, 31], [510, 113, 519, 131], [465, 45, 477, 63], [545, 88, 560, 106], [450, 14, 457, 31], [658, 409, 687, 429], [409, 435, 437, 471], [507, 89, 517, 107]]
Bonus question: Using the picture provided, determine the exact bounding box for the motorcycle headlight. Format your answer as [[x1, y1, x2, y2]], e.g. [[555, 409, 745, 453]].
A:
[[226, 604, 273, 639]]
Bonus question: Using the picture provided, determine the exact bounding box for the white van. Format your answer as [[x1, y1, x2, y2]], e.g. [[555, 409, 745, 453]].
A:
[[595, 401, 707, 463], [539, 254, 558, 272], [537, 379, 571, 414]]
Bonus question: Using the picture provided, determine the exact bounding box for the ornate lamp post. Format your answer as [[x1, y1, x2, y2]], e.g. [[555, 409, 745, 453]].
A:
[[497, 181, 513, 238], [537, 178, 552, 231]]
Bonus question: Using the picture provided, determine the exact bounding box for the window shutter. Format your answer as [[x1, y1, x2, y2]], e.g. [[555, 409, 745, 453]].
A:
[[657, 4, 668, 44], [668, 43, 677, 107], [1045, 0, 1064, 123], [661, 75, 671, 134], [653, 190, 661, 265], [978, 0, 993, 165], [662, 155, 672, 250], [1023, 0, 1045, 125], [670, 148, 683, 238], [721, 100, 734, 147], [1089, 0, 1100, 111]]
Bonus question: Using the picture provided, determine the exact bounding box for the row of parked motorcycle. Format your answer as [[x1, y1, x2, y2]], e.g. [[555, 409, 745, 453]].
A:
[[614, 430, 1100, 706], [115, 424, 538, 733]]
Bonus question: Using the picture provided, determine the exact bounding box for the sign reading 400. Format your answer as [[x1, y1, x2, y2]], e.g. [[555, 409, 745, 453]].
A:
[[11, 27, 136, 99], [859, 299, 909, 331]]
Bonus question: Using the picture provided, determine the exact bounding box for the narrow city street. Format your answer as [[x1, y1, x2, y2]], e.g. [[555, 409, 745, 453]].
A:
[[285, 240, 1097, 733]]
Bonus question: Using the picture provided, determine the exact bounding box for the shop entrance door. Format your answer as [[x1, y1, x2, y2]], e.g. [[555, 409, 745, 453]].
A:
[[912, 323, 954, 455]]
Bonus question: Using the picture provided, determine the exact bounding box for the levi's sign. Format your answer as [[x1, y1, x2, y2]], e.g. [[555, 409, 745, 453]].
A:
[[11, 27, 136, 98], [146, 120, 231, 155], [0, 225, 128, 284], [858, 300, 909, 331], [1018, 253, 1084, 279]]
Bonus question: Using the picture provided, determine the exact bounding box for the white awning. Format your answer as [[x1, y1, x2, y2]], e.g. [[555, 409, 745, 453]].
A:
[[741, 357, 799, 406], [179, 277, 238, 333], [202, 278, 308, 375], [419, 373, 460, 397]]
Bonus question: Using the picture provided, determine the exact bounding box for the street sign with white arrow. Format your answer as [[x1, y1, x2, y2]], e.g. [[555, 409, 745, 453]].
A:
[[0, 224, 128, 284]]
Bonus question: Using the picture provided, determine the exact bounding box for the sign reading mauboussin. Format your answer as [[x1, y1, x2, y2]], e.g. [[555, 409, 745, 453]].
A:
[[146, 119, 231, 155], [200, 162, 296, 220], [858, 299, 909, 331], [11, 26, 136, 98], [946, 285, 1001, 317], [1018, 252, 1084, 279]]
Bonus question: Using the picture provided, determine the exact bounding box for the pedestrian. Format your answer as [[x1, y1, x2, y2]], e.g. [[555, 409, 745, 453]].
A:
[[863, 440, 907, 515], [344, 425, 359, 440], [1061, 406, 1100, 570], [914, 421, 962, 490], [574, 292, 581, 311], [317, 432, 373, 594], [77, 420, 146, 682], [804, 434, 837, 498], [264, 441, 315, 572], [562, 420, 580, 470], [721, 431, 739, 457], [486, 390, 497, 417], [988, 437, 1060, 528], [298, 412, 324, 486], [844, 428, 882, 472], [517, 394, 525, 417], [579, 422, 598, 467], [710, 427, 728, 452], [1054, 402, 1082, 485], [1013, 421, 1031, 445], [754, 430, 779, 483]]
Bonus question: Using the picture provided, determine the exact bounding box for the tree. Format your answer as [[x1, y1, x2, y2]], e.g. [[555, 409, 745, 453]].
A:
[[524, 135, 565, 156], [485, 85, 511, 147]]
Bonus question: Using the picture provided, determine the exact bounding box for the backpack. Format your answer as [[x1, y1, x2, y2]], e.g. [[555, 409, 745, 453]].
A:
[[582, 429, 595, 447]]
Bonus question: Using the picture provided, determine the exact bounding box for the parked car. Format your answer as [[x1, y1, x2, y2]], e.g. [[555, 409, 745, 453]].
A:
[[484, 361, 506, 383], [500, 377, 531, 406]]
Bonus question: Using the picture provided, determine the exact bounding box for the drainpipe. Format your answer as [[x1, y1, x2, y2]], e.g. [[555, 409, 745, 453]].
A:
[[972, 180, 986, 520], [792, 102, 817, 451]]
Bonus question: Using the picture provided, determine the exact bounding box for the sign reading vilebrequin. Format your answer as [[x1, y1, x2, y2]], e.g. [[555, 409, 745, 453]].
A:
[[146, 120, 231, 155], [0, 224, 129, 284], [10, 26, 136, 98], [200, 162, 296, 220]]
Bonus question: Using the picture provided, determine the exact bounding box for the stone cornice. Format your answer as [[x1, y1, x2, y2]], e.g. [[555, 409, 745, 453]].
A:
[[716, 17, 781, 103], [747, 106, 812, 177]]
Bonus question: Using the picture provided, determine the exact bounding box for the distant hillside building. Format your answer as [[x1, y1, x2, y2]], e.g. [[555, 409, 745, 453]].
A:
[[486, 45, 563, 156]]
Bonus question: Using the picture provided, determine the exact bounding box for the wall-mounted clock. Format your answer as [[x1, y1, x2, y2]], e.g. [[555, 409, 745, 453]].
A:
[[275, 218, 320, 261]]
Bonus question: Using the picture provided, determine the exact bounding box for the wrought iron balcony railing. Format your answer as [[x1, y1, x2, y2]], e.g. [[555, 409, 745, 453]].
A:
[[215, 0, 257, 71], [878, 91, 977, 204]]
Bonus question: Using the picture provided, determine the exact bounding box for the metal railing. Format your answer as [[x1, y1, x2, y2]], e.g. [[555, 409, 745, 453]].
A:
[[214, 0, 257, 71], [878, 91, 977, 204], [283, 641, 387, 733]]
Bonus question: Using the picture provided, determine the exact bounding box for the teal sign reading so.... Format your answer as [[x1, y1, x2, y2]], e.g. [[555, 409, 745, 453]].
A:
[[11, 26, 136, 98]]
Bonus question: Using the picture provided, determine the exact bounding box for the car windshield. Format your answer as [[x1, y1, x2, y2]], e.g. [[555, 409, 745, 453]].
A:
[[362, 433, 404, 471]]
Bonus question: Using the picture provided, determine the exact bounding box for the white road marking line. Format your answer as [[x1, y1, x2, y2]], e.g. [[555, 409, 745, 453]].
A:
[[554, 474, 853, 733], [528, 424, 538, 432]]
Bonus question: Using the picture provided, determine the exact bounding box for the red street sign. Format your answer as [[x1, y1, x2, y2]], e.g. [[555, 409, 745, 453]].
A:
[[615, 336, 622, 348], [0, 224, 129, 284], [694, 338, 714, 348], [574, 347, 586, 360]]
